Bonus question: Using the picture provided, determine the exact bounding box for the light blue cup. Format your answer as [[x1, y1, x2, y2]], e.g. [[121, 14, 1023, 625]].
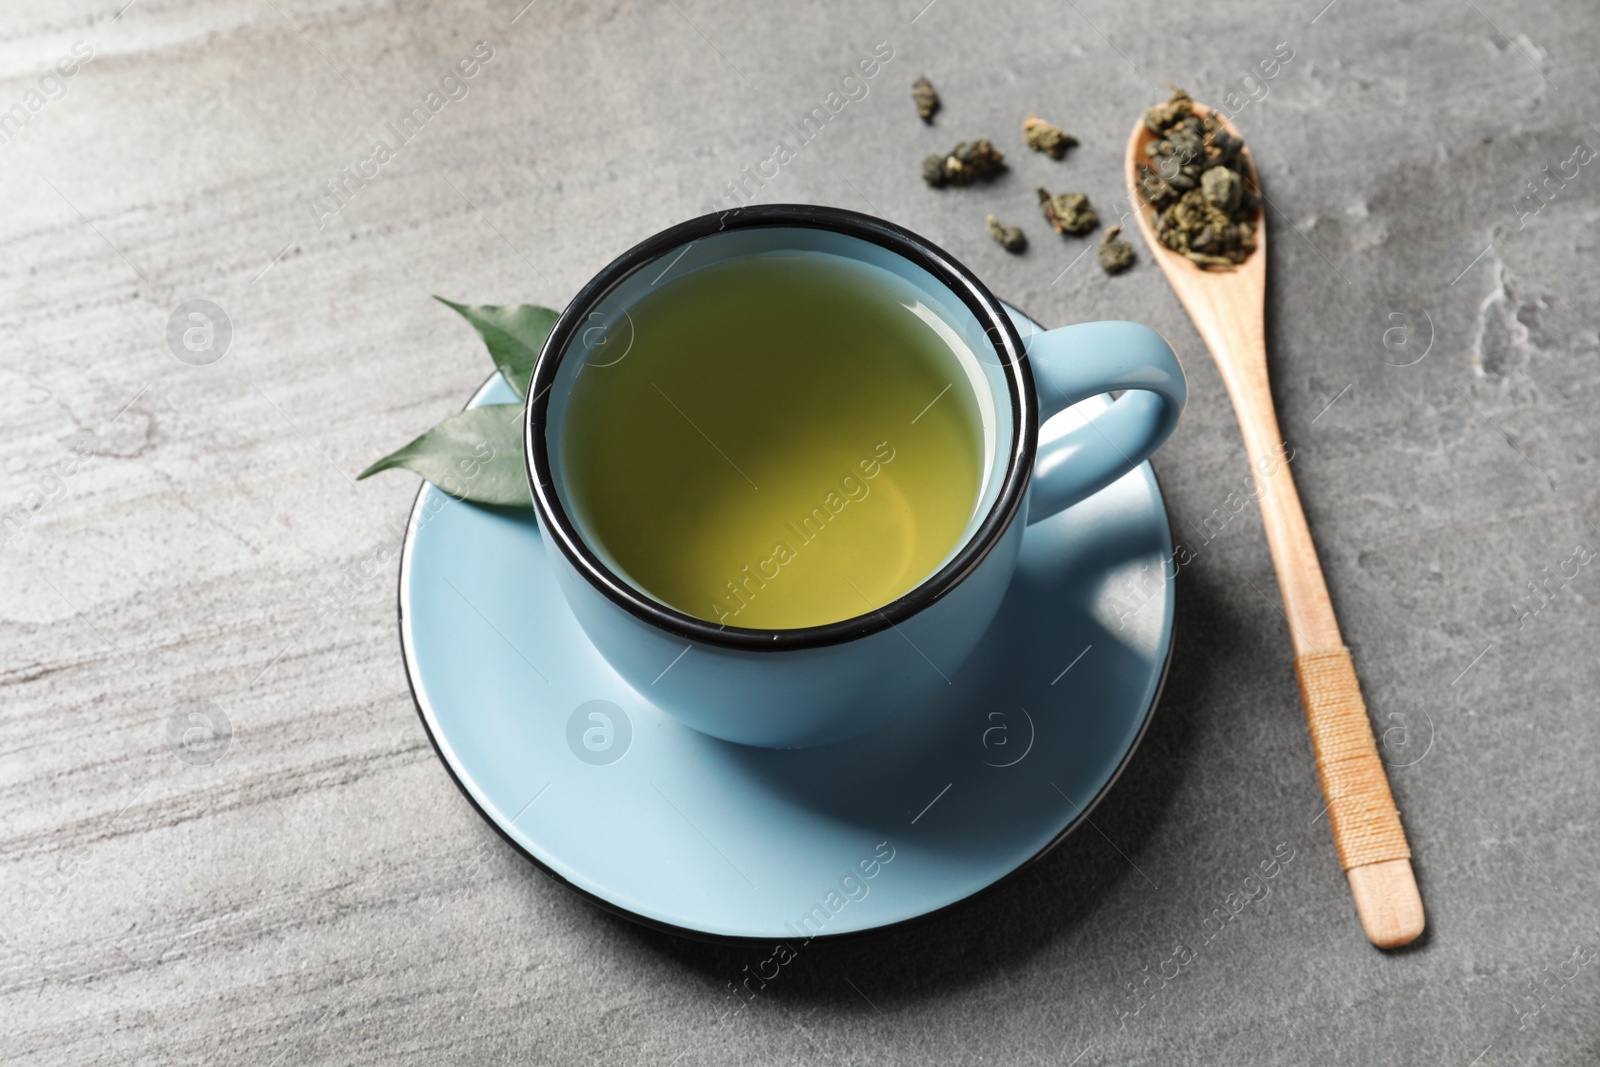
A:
[[525, 205, 1185, 748]]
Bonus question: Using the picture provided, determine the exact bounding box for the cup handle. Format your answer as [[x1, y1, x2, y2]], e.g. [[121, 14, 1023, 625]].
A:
[[1024, 321, 1186, 524]]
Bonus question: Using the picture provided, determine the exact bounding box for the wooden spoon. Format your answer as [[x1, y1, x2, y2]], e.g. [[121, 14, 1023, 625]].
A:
[[1125, 103, 1425, 949]]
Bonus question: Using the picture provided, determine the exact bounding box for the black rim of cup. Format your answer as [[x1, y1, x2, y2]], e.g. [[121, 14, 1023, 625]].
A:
[[524, 203, 1038, 652]]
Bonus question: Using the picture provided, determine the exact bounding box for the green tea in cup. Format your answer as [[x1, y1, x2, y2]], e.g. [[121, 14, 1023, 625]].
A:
[[561, 253, 985, 630]]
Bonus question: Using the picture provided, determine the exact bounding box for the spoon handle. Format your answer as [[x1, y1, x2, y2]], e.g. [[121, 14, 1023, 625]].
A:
[[1206, 325, 1425, 949]]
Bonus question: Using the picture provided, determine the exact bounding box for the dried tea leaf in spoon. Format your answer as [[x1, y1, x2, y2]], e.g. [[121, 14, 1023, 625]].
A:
[[1143, 86, 1194, 135], [1138, 85, 1260, 269]]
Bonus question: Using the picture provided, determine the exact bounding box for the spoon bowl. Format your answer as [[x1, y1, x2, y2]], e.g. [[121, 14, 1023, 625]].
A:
[[1123, 103, 1267, 389]]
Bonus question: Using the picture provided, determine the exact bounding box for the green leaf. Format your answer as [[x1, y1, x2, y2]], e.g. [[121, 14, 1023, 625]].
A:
[[357, 404, 531, 507], [435, 297, 560, 399]]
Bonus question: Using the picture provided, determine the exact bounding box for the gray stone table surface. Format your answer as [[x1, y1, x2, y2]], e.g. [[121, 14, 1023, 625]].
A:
[[2, 0, 1596, 1062]]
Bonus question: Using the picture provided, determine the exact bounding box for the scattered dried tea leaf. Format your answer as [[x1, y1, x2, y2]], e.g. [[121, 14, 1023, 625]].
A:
[[1037, 188, 1098, 235], [921, 139, 1006, 187], [1022, 113, 1077, 159], [912, 75, 940, 123], [1098, 225, 1135, 274], [985, 214, 1026, 253], [1138, 85, 1259, 269]]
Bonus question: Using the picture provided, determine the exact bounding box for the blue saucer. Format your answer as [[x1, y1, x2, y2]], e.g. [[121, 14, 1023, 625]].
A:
[[398, 305, 1176, 941]]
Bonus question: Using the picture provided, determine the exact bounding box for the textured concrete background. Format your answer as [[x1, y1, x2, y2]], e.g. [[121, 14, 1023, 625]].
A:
[[2, 0, 1597, 1063]]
